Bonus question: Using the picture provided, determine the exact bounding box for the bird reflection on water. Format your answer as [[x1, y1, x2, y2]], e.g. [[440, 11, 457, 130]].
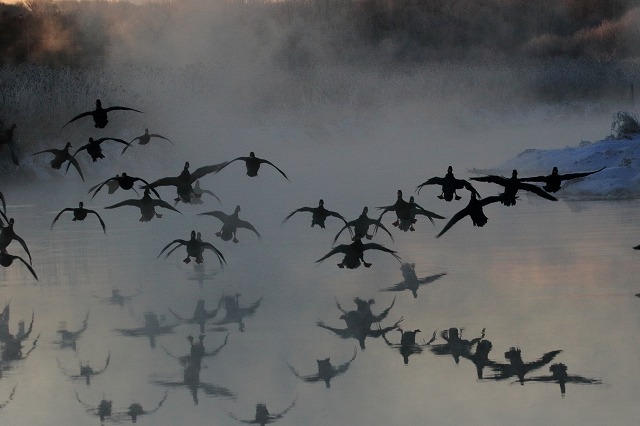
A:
[[288, 347, 357, 388], [381, 328, 437, 365], [113, 311, 179, 349], [53, 311, 89, 351], [57, 351, 110, 386], [207, 293, 262, 332], [380, 262, 446, 298], [429, 327, 486, 364], [229, 399, 297, 426]]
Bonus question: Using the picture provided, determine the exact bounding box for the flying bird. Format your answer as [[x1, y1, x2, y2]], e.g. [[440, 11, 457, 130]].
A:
[[51, 202, 106, 233], [316, 239, 400, 269], [158, 230, 226, 267], [0, 122, 19, 165], [519, 166, 606, 193], [123, 128, 173, 153], [416, 166, 481, 201], [217, 152, 289, 181], [332, 207, 390, 244], [67, 136, 131, 164], [282, 199, 349, 229], [31, 142, 84, 181], [470, 169, 558, 206], [199, 205, 261, 243], [63, 99, 142, 129], [144, 161, 227, 204], [436, 193, 504, 238], [0, 215, 32, 265], [0, 252, 37, 281], [104, 188, 181, 222], [88, 173, 160, 199]]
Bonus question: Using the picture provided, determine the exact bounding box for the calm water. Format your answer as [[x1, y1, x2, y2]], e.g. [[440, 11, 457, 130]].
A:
[[1, 113, 639, 425]]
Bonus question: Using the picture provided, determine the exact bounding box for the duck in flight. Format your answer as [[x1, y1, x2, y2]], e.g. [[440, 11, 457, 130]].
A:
[[332, 207, 390, 244], [144, 161, 227, 204], [282, 199, 349, 229], [63, 99, 142, 129], [158, 230, 226, 267], [31, 142, 84, 181], [199, 205, 261, 243], [88, 173, 160, 199], [416, 166, 481, 201], [316, 238, 400, 269], [436, 193, 505, 238], [51, 202, 106, 233], [67, 136, 131, 164], [188, 180, 221, 205], [377, 190, 444, 231], [519, 166, 605, 193], [471, 170, 558, 206], [217, 152, 289, 181], [104, 188, 180, 222], [123, 128, 173, 153]]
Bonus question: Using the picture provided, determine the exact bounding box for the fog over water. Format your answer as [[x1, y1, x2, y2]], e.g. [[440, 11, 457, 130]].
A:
[[1, 0, 640, 425]]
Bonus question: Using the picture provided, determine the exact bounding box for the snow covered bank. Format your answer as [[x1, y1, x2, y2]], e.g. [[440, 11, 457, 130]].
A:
[[470, 134, 640, 199]]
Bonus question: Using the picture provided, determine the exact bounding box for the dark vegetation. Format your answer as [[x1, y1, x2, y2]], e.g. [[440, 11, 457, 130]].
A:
[[1, 0, 639, 67]]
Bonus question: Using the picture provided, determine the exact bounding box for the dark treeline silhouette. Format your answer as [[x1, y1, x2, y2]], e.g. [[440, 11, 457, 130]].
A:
[[0, 0, 638, 67]]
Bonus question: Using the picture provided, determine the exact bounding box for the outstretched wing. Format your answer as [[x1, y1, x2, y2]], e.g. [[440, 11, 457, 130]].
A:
[[11, 233, 32, 265], [94, 351, 111, 375], [335, 347, 358, 375], [281, 207, 315, 224], [435, 206, 473, 238], [239, 297, 263, 317], [457, 179, 481, 198], [63, 111, 92, 128], [524, 350, 562, 372], [287, 364, 320, 382], [104, 106, 143, 114], [104, 198, 143, 210], [557, 167, 605, 181], [157, 239, 186, 258], [152, 199, 182, 214], [412, 205, 445, 225], [371, 218, 394, 242], [470, 175, 508, 186], [88, 177, 118, 199], [237, 219, 261, 239], [190, 162, 229, 182], [516, 182, 558, 201], [68, 157, 84, 181], [417, 272, 447, 286], [315, 245, 348, 263], [50, 208, 73, 229], [198, 210, 228, 223], [415, 176, 444, 194], [86, 210, 106, 233], [258, 158, 290, 181], [200, 242, 227, 267], [362, 243, 401, 262], [145, 176, 181, 189]]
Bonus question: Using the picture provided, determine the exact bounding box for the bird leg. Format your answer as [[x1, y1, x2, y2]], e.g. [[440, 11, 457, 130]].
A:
[[183, 257, 191, 264]]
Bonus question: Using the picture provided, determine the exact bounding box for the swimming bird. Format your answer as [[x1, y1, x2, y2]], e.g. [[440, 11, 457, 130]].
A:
[[416, 166, 481, 201], [332, 207, 391, 244], [0, 252, 37, 281], [123, 128, 173, 153], [316, 238, 400, 269], [67, 136, 131, 164], [229, 399, 296, 426], [0, 122, 19, 165], [519, 166, 606, 193], [217, 152, 290, 181], [51, 202, 106, 233], [31, 142, 84, 181], [380, 263, 446, 298], [0, 215, 32, 265], [88, 173, 160, 199], [470, 169, 558, 206], [63, 99, 142, 129], [282, 199, 349, 229], [144, 161, 228, 204], [199, 206, 260, 243], [436, 193, 504, 238], [288, 348, 357, 388], [105, 188, 181, 222], [158, 230, 226, 267]]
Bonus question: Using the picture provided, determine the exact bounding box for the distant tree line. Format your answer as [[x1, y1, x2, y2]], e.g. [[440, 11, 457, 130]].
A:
[[0, 0, 638, 68]]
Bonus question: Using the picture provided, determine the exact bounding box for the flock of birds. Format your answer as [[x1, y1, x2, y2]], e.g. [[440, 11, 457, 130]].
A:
[[0, 100, 609, 424]]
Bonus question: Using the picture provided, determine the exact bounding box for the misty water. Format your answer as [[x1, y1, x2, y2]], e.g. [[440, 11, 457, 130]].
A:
[[1, 104, 640, 425]]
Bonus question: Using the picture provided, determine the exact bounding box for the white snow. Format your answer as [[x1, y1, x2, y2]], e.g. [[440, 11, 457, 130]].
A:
[[469, 134, 640, 199]]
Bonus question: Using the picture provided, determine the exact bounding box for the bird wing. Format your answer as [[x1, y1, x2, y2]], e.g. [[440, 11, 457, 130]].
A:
[[470, 175, 508, 186], [94, 351, 111, 375], [379, 281, 406, 292], [281, 207, 315, 224], [190, 162, 229, 181], [416, 272, 447, 286], [65, 145, 88, 173], [152, 199, 182, 214], [271, 398, 297, 420], [51, 208, 73, 229], [14, 255, 38, 281], [315, 245, 348, 263], [287, 364, 320, 382], [31, 148, 59, 156], [258, 158, 290, 181], [0, 192, 5, 215], [12, 233, 32, 265], [371, 218, 395, 242], [518, 174, 547, 183], [149, 133, 173, 143], [362, 243, 401, 262], [198, 210, 228, 223], [146, 391, 169, 415], [516, 182, 558, 201], [435, 206, 473, 238], [68, 157, 84, 181], [458, 179, 481, 198], [415, 176, 444, 194], [200, 242, 227, 267], [205, 333, 230, 357], [62, 111, 92, 128], [145, 176, 181, 189], [412, 205, 445, 225], [88, 177, 117, 198], [239, 297, 263, 317], [96, 137, 131, 150], [335, 347, 358, 374], [104, 106, 143, 114], [237, 219, 261, 239], [331, 222, 352, 244], [325, 210, 349, 224], [524, 350, 562, 372], [104, 199, 143, 210], [557, 167, 605, 181], [87, 210, 106, 233], [157, 239, 186, 258]]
